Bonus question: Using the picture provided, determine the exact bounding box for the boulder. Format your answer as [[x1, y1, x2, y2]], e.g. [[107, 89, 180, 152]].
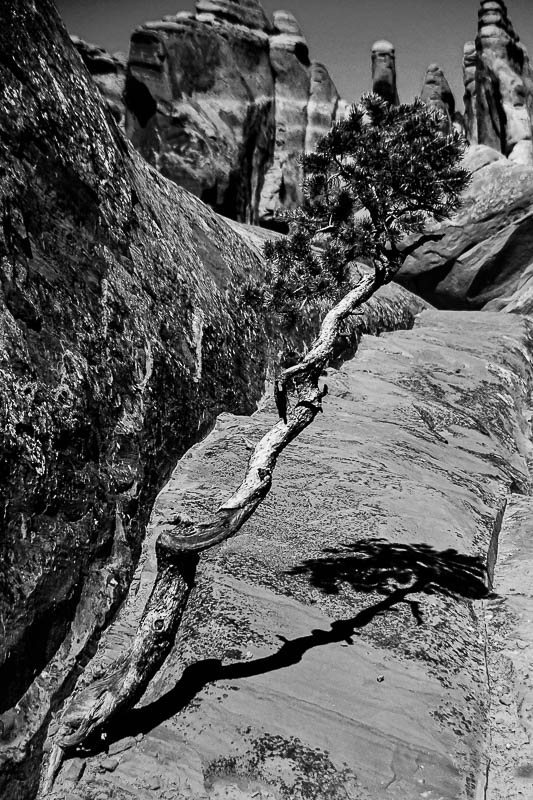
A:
[[420, 63, 455, 132], [464, 0, 533, 164], [371, 39, 399, 105], [396, 144, 533, 310]]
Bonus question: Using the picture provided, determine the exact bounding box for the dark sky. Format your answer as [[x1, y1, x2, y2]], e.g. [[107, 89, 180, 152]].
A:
[[56, 0, 533, 109]]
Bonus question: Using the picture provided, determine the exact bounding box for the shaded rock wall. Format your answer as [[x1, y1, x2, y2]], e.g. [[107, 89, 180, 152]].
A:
[[0, 0, 281, 723], [463, 0, 533, 165]]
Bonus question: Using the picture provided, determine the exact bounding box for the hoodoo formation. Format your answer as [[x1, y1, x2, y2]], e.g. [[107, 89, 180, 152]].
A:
[[371, 39, 400, 105], [463, 0, 533, 164], [420, 63, 457, 133]]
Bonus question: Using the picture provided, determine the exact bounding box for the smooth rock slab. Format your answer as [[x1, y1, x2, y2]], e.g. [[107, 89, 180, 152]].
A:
[[49, 310, 533, 799]]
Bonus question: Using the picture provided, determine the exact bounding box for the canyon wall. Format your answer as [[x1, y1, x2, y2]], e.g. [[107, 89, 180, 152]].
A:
[[121, 0, 341, 228]]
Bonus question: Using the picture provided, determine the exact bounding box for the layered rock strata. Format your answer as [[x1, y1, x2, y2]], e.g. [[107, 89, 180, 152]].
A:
[[463, 0, 533, 165], [371, 39, 399, 105], [48, 311, 533, 800], [124, 0, 341, 227]]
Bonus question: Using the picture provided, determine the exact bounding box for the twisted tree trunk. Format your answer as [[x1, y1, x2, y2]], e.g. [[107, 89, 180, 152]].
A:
[[40, 269, 380, 795]]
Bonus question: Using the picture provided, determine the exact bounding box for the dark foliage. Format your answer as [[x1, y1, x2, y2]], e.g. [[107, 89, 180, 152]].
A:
[[264, 93, 470, 322]]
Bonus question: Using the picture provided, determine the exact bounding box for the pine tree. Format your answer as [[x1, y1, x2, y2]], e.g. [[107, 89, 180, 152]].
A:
[[264, 93, 470, 323]]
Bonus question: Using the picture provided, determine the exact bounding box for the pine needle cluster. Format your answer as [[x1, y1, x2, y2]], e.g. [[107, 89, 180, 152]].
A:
[[264, 93, 470, 323]]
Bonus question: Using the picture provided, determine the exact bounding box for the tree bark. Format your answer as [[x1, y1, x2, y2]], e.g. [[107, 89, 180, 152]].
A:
[[39, 268, 381, 796]]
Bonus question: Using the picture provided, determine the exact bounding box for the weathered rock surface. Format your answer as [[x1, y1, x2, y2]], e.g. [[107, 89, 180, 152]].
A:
[[463, 0, 533, 165], [0, 2, 429, 796], [463, 41, 478, 144], [420, 63, 456, 132], [396, 143, 533, 310], [48, 311, 533, 800], [195, 0, 272, 30], [483, 496, 533, 799], [258, 11, 311, 228], [70, 36, 127, 127], [371, 40, 399, 105], [125, 8, 275, 225], [122, 1, 341, 227]]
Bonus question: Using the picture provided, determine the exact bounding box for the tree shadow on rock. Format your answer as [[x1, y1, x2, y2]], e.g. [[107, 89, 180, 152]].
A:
[[286, 537, 491, 601], [74, 539, 491, 755]]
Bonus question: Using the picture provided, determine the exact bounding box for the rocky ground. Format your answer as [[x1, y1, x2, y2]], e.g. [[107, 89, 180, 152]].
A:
[[45, 310, 533, 800]]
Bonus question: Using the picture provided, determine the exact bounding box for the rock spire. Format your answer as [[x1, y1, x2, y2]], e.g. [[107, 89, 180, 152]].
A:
[[463, 0, 533, 164], [371, 40, 399, 105]]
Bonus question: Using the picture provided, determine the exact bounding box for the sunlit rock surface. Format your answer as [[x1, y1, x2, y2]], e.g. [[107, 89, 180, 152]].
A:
[[48, 311, 533, 799]]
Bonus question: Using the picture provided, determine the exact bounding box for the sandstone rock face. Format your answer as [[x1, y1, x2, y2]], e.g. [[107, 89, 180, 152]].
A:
[[305, 62, 341, 153], [123, 1, 341, 227], [396, 143, 533, 310], [125, 12, 275, 224], [258, 11, 311, 227], [48, 311, 533, 800], [371, 39, 399, 105], [420, 63, 456, 132], [195, 0, 272, 29], [464, 0, 533, 165], [70, 36, 127, 127], [0, 3, 427, 795]]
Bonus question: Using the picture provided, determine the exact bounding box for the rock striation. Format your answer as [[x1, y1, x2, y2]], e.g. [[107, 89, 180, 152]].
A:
[[123, 0, 341, 227], [371, 39, 399, 105], [463, 0, 533, 165]]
